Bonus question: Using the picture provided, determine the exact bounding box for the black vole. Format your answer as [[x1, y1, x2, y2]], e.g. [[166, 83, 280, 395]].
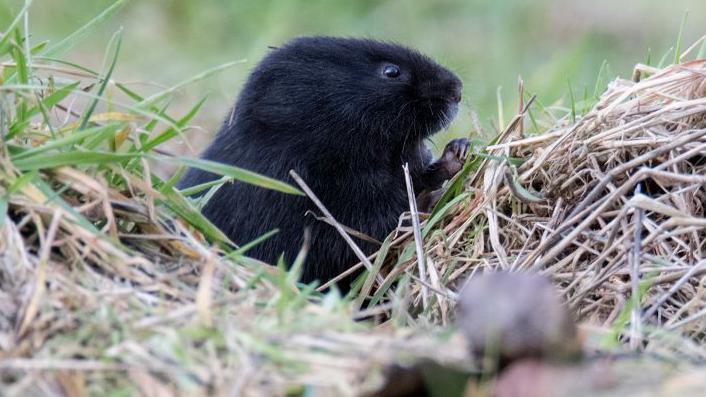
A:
[[179, 36, 468, 285]]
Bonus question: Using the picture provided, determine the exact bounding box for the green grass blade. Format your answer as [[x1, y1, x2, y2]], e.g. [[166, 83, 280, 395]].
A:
[[675, 11, 689, 64], [164, 156, 303, 196], [137, 60, 246, 107], [13, 150, 139, 171], [114, 83, 183, 139], [422, 192, 469, 237], [42, 0, 129, 57], [657, 47, 674, 68], [593, 60, 608, 100], [0, 0, 32, 57], [11, 31, 29, 84], [178, 176, 228, 197], [114, 82, 144, 102], [0, 196, 7, 229], [13, 124, 122, 159], [141, 96, 208, 151], [35, 56, 100, 76], [226, 229, 279, 258], [79, 29, 123, 130], [8, 81, 80, 138], [7, 171, 38, 195], [163, 166, 186, 191], [7, 31, 30, 130], [34, 178, 102, 234], [30, 40, 48, 54], [159, 185, 233, 244], [34, 91, 58, 139], [698, 40, 706, 59], [84, 123, 126, 150], [567, 79, 576, 123]]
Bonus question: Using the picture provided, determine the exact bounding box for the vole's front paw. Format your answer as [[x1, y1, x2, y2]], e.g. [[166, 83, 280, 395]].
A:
[[440, 138, 470, 176]]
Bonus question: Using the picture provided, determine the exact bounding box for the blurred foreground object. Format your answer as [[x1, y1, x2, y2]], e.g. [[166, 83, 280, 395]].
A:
[[457, 272, 581, 365]]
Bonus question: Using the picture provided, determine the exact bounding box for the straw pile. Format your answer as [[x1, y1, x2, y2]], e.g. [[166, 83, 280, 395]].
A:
[[398, 57, 706, 357]]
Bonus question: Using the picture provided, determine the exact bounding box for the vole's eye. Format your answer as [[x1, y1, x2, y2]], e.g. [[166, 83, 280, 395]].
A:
[[382, 64, 401, 78]]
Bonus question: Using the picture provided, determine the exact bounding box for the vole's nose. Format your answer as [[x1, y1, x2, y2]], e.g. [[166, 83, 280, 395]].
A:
[[449, 74, 463, 103], [422, 74, 463, 103], [450, 84, 462, 103]]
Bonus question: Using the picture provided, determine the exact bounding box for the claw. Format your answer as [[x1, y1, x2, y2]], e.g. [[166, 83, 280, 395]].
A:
[[436, 138, 471, 178], [443, 138, 470, 163]]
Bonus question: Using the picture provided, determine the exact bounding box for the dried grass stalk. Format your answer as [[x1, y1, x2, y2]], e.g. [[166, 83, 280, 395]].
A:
[[397, 59, 706, 358]]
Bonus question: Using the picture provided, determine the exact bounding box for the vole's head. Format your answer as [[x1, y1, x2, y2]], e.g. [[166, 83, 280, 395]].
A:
[[238, 36, 463, 145]]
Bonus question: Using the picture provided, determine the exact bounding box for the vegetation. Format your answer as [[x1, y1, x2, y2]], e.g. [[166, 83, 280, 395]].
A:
[[2, 0, 706, 151], [1, 1, 706, 396]]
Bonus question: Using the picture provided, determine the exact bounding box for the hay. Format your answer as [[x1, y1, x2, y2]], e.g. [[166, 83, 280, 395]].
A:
[[399, 58, 706, 358]]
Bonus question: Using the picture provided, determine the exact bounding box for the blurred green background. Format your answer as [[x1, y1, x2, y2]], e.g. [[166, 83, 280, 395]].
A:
[[1, 0, 705, 153]]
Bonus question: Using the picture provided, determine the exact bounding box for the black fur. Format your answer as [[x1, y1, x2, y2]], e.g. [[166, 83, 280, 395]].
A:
[[179, 36, 464, 285]]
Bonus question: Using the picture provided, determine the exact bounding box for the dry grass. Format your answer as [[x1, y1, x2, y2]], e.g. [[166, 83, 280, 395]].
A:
[[387, 53, 706, 361]]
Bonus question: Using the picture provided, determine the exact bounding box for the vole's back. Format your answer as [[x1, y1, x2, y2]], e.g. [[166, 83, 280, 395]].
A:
[[179, 36, 462, 285]]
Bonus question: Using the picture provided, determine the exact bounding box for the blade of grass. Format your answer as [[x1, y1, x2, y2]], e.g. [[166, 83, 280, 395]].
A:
[[79, 29, 123, 130], [163, 156, 303, 196], [114, 82, 145, 102], [7, 171, 38, 195], [675, 10, 689, 63], [8, 81, 80, 138], [42, 0, 129, 57], [13, 150, 139, 171], [353, 234, 393, 312], [523, 91, 540, 133], [422, 192, 469, 237], [225, 229, 279, 258], [0, 195, 7, 228], [34, 91, 58, 139], [159, 185, 232, 244], [163, 166, 186, 191], [367, 244, 417, 308], [137, 60, 246, 108], [30, 41, 48, 55], [0, 0, 32, 57], [698, 40, 706, 59], [34, 56, 100, 76], [22, 0, 31, 69], [141, 96, 208, 151], [287, 229, 310, 284], [178, 176, 229, 197], [9, 32, 30, 125], [13, 124, 122, 159], [657, 47, 674, 68], [593, 60, 609, 99], [496, 86, 505, 131], [83, 120, 129, 149], [567, 79, 576, 123], [33, 178, 102, 234]]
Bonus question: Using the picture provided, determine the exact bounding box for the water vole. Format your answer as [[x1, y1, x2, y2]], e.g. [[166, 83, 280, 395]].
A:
[[179, 36, 467, 284]]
